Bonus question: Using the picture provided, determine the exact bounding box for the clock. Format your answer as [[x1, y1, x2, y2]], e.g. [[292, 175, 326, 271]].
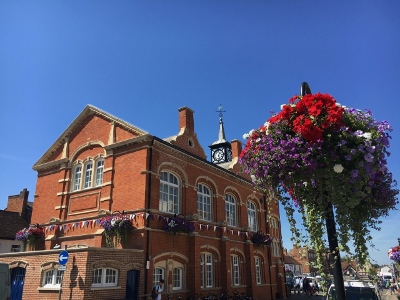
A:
[[212, 148, 225, 162]]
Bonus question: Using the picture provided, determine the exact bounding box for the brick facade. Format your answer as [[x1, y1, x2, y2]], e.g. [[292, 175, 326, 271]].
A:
[[0, 105, 287, 300]]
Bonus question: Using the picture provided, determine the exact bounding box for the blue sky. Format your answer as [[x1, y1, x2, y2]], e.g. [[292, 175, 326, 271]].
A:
[[1, 1, 399, 266]]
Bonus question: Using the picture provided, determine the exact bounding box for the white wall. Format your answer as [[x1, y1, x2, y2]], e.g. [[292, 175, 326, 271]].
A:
[[0, 239, 23, 253]]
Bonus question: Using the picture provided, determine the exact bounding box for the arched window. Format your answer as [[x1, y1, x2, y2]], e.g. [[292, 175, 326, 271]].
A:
[[71, 157, 104, 191], [200, 253, 214, 288], [92, 267, 118, 287], [159, 172, 180, 213], [197, 184, 212, 221], [225, 194, 237, 227], [247, 201, 257, 231]]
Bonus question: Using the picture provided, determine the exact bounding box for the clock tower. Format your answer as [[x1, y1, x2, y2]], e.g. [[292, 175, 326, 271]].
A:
[[209, 105, 232, 164]]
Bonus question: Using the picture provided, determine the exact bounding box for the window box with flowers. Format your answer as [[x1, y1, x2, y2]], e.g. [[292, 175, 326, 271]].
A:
[[15, 224, 45, 251], [163, 214, 195, 235], [100, 213, 135, 248], [251, 231, 272, 246]]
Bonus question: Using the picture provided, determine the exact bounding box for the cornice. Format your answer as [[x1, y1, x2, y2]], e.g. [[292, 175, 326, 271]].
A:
[[153, 138, 254, 188], [33, 158, 68, 172]]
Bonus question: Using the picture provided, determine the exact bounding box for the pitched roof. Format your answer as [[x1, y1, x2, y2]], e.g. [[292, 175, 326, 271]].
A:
[[284, 253, 302, 265], [33, 104, 149, 169], [0, 210, 29, 239]]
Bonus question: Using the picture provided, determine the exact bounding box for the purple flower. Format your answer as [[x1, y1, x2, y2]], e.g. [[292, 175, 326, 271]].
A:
[[351, 170, 359, 178], [364, 153, 374, 163]]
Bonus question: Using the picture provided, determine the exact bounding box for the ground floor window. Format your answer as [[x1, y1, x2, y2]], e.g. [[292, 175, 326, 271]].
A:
[[231, 255, 241, 286], [173, 267, 182, 290], [153, 267, 165, 286], [92, 268, 118, 287], [200, 253, 214, 288], [42, 269, 63, 288], [255, 257, 262, 284]]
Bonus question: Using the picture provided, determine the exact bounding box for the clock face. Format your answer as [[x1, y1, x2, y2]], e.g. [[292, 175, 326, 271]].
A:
[[213, 149, 225, 162]]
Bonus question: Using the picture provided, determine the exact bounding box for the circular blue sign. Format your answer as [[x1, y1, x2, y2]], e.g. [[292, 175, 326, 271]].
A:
[[58, 250, 69, 265]]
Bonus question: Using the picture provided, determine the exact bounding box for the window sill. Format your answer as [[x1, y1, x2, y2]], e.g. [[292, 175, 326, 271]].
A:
[[37, 287, 61, 291], [90, 285, 121, 291]]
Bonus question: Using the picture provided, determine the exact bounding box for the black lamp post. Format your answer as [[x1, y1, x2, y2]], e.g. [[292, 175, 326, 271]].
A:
[[300, 82, 346, 300]]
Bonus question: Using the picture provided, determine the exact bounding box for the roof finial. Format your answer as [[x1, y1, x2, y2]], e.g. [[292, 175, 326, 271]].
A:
[[217, 104, 226, 120]]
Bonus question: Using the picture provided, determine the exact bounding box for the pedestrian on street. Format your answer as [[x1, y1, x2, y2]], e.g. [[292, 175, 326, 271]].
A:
[[390, 282, 396, 295]]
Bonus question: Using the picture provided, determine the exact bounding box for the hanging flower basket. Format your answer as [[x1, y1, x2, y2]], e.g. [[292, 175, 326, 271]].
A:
[[388, 245, 400, 263], [240, 92, 398, 266], [15, 224, 45, 251], [100, 213, 135, 248], [162, 214, 195, 235], [251, 231, 272, 246]]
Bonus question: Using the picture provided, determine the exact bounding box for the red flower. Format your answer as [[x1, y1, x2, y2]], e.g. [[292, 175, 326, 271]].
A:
[[267, 93, 344, 143], [300, 119, 323, 143]]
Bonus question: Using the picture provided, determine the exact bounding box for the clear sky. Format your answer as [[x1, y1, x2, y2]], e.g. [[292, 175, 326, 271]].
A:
[[1, 0, 399, 266]]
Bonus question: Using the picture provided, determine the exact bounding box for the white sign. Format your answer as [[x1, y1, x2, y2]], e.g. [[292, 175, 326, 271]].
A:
[[58, 265, 67, 271]]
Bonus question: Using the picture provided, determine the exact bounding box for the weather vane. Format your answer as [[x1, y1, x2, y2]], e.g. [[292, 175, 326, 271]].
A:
[[216, 104, 226, 119]]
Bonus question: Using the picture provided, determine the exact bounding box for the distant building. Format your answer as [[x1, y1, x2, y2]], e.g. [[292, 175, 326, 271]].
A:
[[288, 245, 320, 276], [283, 249, 303, 276], [0, 188, 32, 253]]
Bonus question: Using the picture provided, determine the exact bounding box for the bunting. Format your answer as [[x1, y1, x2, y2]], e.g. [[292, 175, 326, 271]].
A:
[[41, 211, 275, 243]]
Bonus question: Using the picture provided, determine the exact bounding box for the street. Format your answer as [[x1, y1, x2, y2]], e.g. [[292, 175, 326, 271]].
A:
[[288, 289, 399, 300]]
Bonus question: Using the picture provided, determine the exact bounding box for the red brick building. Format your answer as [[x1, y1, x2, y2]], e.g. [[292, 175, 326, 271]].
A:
[[0, 105, 286, 300]]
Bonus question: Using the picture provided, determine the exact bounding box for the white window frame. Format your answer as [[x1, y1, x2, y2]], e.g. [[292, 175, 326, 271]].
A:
[[200, 253, 214, 288], [91, 268, 118, 287], [197, 184, 212, 221], [42, 268, 63, 288], [159, 171, 180, 213], [272, 241, 281, 257], [71, 158, 104, 192], [153, 267, 165, 286], [95, 159, 104, 186], [172, 267, 183, 290], [225, 194, 237, 227], [255, 257, 262, 284], [231, 255, 240, 286], [73, 165, 82, 191], [247, 201, 257, 232], [84, 162, 93, 189]]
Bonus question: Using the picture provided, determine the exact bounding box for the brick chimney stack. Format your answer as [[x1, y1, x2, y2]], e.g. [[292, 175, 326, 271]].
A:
[[7, 188, 29, 220], [231, 139, 242, 160], [178, 107, 194, 132]]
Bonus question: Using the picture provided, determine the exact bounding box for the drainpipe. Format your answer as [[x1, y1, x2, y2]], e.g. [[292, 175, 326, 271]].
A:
[[144, 138, 154, 300]]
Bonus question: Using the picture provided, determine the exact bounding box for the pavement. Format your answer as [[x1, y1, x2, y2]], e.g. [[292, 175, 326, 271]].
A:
[[287, 289, 399, 300]]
